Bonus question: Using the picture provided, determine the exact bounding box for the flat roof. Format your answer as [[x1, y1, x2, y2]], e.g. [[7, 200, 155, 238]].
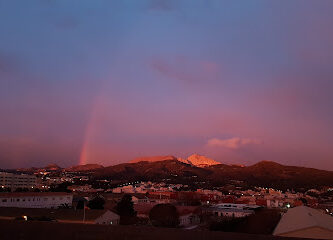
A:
[[207, 207, 254, 213]]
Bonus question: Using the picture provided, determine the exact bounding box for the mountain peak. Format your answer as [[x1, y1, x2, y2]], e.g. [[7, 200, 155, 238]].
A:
[[185, 154, 220, 167], [129, 154, 220, 168]]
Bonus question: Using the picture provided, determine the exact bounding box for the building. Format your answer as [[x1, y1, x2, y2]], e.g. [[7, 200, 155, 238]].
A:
[[131, 194, 149, 204], [273, 206, 333, 239], [0, 172, 36, 190], [91, 210, 120, 225], [0, 207, 120, 225], [0, 192, 73, 208], [177, 206, 201, 227], [207, 207, 254, 218], [203, 203, 259, 218]]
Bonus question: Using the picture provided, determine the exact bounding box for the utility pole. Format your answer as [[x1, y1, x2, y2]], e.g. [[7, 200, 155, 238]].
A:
[[83, 201, 86, 223]]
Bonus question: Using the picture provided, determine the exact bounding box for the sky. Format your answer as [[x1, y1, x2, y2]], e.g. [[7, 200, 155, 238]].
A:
[[0, 0, 333, 170]]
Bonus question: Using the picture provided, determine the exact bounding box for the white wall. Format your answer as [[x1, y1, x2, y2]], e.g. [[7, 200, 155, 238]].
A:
[[0, 194, 73, 208]]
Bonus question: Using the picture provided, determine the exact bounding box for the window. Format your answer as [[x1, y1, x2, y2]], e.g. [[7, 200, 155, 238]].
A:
[[16, 199, 20, 202], [2, 199, 7, 202]]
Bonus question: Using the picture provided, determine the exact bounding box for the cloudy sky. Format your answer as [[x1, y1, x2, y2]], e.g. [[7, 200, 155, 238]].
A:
[[1, 0, 333, 169]]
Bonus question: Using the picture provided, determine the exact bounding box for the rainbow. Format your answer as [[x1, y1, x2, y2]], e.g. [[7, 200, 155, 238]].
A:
[[79, 95, 103, 165]]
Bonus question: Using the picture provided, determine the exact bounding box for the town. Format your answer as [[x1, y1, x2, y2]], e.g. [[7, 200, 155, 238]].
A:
[[0, 164, 332, 239], [2, 1, 333, 240]]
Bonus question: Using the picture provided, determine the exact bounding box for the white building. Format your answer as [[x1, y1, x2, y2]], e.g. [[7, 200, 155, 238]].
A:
[[205, 203, 259, 218], [0, 192, 73, 208], [132, 195, 149, 204], [0, 172, 36, 190], [274, 206, 333, 239], [179, 212, 200, 227], [209, 207, 254, 218]]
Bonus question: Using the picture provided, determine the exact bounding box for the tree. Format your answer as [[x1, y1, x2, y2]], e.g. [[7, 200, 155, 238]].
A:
[[115, 194, 136, 225], [76, 200, 85, 209], [87, 196, 105, 209], [149, 204, 179, 228]]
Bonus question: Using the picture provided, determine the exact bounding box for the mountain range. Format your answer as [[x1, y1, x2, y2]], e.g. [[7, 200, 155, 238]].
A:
[[94, 156, 333, 191], [11, 154, 333, 191]]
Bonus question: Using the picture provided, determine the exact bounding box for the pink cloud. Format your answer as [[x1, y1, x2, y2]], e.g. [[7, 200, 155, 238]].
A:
[[206, 137, 262, 149]]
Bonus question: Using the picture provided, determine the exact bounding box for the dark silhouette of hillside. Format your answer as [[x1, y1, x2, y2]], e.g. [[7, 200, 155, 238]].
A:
[[93, 160, 333, 190]]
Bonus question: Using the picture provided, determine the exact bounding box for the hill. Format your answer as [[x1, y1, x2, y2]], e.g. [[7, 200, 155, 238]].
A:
[[64, 164, 104, 172], [95, 160, 212, 183], [93, 160, 333, 190], [130, 156, 178, 163]]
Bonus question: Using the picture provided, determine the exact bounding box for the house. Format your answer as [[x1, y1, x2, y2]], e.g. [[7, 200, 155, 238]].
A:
[[88, 210, 120, 225], [0, 192, 73, 208], [147, 193, 175, 204], [131, 195, 149, 204], [273, 206, 333, 239], [177, 206, 201, 227]]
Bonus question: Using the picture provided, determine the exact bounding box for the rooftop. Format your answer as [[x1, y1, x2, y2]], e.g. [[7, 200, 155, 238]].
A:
[[273, 206, 333, 235]]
